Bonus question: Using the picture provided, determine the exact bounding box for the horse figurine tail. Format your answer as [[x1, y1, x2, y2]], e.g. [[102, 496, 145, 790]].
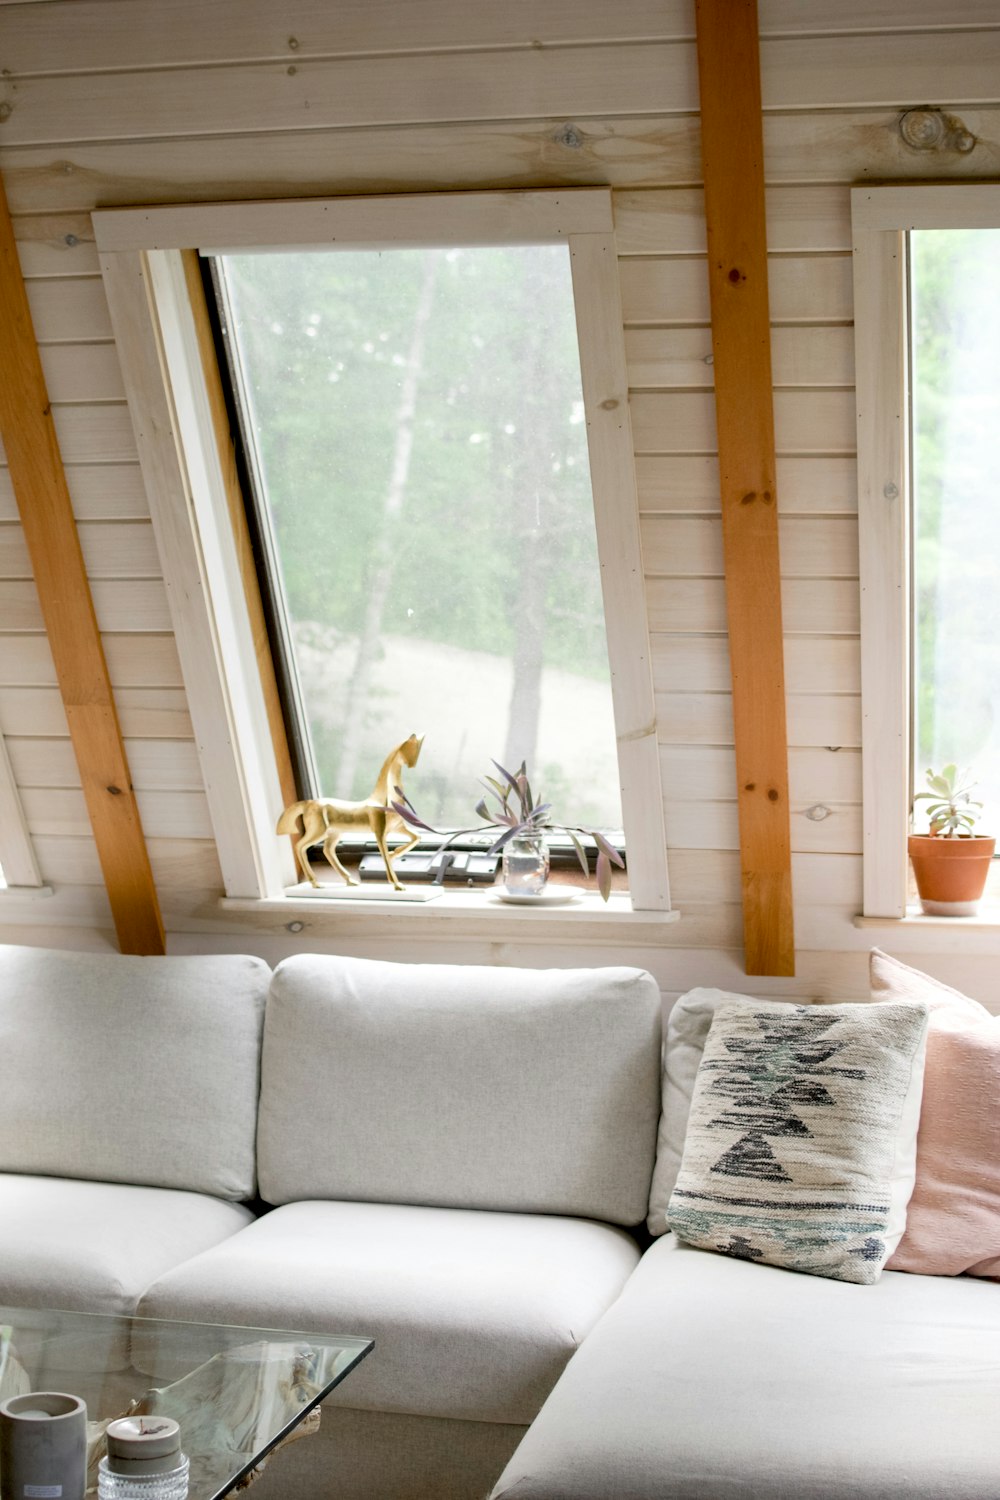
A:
[[276, 799, 313, 836]]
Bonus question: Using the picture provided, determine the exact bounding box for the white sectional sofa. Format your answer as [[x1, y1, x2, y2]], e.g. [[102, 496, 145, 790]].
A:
[[2, 942, 998, 1500], [0, 943, 661, 1500]]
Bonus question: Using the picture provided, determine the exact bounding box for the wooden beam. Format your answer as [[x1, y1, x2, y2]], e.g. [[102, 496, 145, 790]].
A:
[[0, 169, 164, 954], [695, 0, 795, 976]]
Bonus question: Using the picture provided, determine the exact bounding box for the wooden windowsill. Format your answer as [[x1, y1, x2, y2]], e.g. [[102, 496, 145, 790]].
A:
[[855, 908, 1000, 931], [218, 886, 680, 944]]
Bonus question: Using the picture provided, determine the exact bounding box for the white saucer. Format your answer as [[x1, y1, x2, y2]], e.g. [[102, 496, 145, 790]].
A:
[[493, 886, 583, 906]]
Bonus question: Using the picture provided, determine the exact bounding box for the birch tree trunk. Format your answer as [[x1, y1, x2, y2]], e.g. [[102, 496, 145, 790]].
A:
[[335, 251, 439, 796]]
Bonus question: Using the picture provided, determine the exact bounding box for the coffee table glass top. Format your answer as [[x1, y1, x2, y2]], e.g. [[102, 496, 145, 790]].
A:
[[0, 1304, 372, 1499]]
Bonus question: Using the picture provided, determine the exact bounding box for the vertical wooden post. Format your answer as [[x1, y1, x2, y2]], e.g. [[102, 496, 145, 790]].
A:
[[695, 0, 795, 975], [0, 170, 164, 953]]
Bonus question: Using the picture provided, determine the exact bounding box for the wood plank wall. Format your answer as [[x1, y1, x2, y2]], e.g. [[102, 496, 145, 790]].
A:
[[1, 0, 999, 1000]]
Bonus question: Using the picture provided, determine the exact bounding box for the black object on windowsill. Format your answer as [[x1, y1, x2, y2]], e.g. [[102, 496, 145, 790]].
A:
[[318, 830, 626, 874], [357, 850, 499, 885]]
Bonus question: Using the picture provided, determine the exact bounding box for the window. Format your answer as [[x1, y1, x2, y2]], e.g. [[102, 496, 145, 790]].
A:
[[852, 185, 1000, 916], [0, 728, 45, 892], [209, 242, 621, 833], [94, 191, 671, 915]]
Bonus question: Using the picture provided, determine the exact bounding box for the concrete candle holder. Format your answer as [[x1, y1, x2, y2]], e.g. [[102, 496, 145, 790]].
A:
[[0, 1391, 87, 1500]]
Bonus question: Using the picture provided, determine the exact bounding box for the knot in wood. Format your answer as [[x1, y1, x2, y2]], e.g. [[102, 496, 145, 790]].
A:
[[106, 784, 122, 796], [728, 267, 743, 284], [600, 398, 619, 411], [767, 788, 780, 803]]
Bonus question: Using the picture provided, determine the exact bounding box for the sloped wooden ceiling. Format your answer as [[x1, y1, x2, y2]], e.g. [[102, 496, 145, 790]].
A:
[[696, 0, 795, 975]]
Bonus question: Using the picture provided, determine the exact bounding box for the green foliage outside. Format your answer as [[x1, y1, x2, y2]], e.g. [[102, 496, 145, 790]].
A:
[[218, 244, 621, 829], [910, 229, 1000, 830]]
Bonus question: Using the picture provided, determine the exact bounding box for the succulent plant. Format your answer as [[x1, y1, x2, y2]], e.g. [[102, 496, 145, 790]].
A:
[[913, 764, 983, 837]]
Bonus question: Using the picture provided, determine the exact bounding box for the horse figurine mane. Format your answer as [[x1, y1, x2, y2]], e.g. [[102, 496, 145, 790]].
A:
[[276, 733, 424, 889]]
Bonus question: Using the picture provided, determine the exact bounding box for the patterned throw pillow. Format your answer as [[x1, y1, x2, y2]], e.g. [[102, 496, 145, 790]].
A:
[[665, 997, 929, 1284], [646, 986, 754, 1236]]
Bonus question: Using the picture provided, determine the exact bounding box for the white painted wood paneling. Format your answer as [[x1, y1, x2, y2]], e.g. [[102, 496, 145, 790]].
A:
[[0, 406, 137, 465], [619, 255, 852, 324], [0, 465, 149, 521], [653, 691, 860, 748], [635, 455, 858, 515], [626, 325, 854, 389], [21, 785, 213, 840], [613, 186, 852, 255], [0, 520, 160, 580], [6, 32, 1000, 148], [0, 686, 192, 738], [1, 0, 998, 983], [664, 799, 860, 855], [8, 105, 1000, 224], [37, 345, 126, 403], [660, 745, 861, 804], [24, 278, 112, 341], [0, 46, 704, 147], [0, 579, 172, 632], [8, 736, 203, 791], [646, 578, 860, 635], [6, 0, 999, 78], [629, 391, 856, 455], [0, 634, 183, 688], [653, 636, 860, 695], [641, 516, 859, 579]]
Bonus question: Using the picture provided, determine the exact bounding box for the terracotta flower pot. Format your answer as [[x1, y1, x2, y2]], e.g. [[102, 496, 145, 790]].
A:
[[907, 833, 996, 916]]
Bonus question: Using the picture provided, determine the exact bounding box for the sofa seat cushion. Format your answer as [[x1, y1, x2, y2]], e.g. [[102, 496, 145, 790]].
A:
[[0, 1174, 256, 1364], [137, 1199, 641, 1425], [490, 1233, 1000, 1500]]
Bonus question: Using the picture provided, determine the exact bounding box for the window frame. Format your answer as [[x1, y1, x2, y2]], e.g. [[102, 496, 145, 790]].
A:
[[94, 190, 672, 914], [0, 726, 46, 892], [852, 184, 1000, 918]]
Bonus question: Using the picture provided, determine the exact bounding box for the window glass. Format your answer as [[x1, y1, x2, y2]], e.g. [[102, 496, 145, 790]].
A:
[[213, 244, 621, 832], [910, 229, 1000, 831]]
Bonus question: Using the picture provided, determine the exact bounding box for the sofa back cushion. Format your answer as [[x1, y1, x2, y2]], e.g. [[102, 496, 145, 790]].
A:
[[257, 954, 662, 1224], [0, 945, 269, 1200]]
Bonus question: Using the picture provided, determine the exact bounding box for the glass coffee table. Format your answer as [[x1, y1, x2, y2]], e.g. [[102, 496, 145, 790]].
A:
[[0, 1304, 372, 1498]]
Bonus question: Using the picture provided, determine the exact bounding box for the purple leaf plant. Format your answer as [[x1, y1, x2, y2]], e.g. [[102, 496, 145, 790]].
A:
[[391, 758, 624, 901]]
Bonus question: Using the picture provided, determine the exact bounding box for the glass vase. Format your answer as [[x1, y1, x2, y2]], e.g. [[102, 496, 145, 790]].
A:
[[501, 833, 550, 897]]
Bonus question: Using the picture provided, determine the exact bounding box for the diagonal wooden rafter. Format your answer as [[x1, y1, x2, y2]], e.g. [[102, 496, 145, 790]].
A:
[[0, 169, 164, 954], [695, 0, 795, 976]]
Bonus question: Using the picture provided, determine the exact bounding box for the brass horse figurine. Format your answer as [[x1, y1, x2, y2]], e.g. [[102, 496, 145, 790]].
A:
[[276, 733, 424, 890]]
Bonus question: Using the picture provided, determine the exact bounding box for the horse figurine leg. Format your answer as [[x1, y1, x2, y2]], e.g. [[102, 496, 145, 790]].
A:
[[276, 800, 332, 886], [319, 826, 360, 886]]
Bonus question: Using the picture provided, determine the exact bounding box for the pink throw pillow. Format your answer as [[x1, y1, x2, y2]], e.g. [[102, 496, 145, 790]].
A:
[[871, 948, 1000, 1278]]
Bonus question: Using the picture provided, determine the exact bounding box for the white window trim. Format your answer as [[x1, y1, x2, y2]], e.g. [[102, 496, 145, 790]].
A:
[[94, 190, 672, 913], [852, 184, 1000, 918], [0, 726, 48, 893]]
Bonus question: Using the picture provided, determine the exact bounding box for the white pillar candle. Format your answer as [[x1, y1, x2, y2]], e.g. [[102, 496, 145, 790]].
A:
[[105, 1418, 182, 1477]]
